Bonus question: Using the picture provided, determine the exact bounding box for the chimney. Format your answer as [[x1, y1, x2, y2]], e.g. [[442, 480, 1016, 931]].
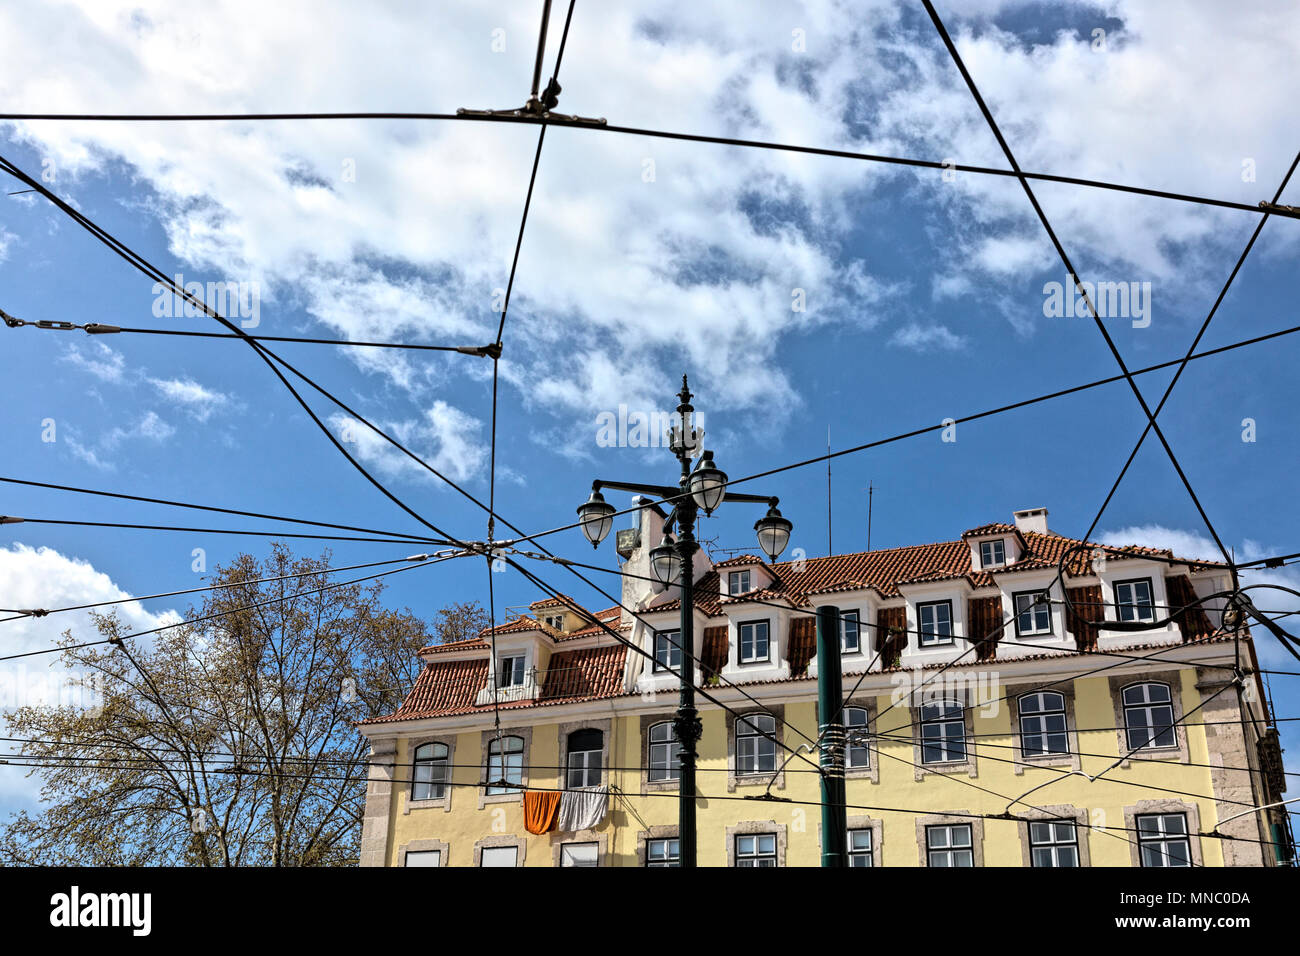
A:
[[1013, 507, 1049, 535], [618, 496, 665, 612]]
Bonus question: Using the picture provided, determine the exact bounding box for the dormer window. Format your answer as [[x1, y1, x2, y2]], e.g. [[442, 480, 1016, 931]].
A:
[[653, 630, 682, 672], [979, 539, 1006, 568], [728, 570, 753, 595], [917, 601, 953, 646], [739, 620, 771, 663], [1115, 578, 1156, 623], [499, 654, 526, 688], [543, 613, 565, 630], [840, 610, 861, 654], [1013, 590, 1052, 636]]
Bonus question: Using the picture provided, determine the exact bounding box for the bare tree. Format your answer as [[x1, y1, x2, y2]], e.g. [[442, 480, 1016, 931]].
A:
[[431, 600, 489, 644], [0, 545, 430, 866]]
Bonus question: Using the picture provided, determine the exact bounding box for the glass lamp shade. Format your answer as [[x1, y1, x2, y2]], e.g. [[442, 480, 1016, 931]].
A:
[[689, 453, 728, 514], [754, 505, 793, 562], [576, 490, 616, 548], [649, 536, 683, 586]]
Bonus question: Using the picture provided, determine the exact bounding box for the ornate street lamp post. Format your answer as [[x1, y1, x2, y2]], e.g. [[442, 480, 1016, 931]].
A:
[[576, 375, 793, 867]]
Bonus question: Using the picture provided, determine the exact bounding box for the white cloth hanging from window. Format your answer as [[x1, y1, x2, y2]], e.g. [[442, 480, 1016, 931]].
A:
[[557, 786, 608, 832]]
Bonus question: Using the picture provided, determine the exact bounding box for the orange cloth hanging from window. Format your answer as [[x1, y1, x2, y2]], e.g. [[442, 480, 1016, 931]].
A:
[[523, 790, 561, 834]]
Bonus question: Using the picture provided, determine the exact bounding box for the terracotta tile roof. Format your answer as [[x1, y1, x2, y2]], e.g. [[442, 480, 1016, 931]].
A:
[[771, 539, 977, 599], [366, 656, 489, 722], [766, 530, 1212, 605], [963, 522, 1018, 538], [479, 615, 546, 637], [530, 594, 578, 611], [806, 578, 882, 596], [363, 645, 628, 723], [371, 519, 1226, 725], [713, 554, 766, 568], [539, 645, 627, 702], [720, 587, 800, 607], [420, 637, 489, 655], [557, 606, 624, 640], [646, 570, 726, 616]]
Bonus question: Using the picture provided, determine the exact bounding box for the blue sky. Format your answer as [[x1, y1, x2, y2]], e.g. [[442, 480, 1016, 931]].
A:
[[1, 0, 1298, 818]]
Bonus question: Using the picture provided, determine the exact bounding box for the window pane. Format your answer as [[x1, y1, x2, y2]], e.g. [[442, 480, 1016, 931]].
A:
[[405, 850, 440, 867], [480, 846, 517, 867], [841, 611, 860, 652], [561, 843, 599, 867]]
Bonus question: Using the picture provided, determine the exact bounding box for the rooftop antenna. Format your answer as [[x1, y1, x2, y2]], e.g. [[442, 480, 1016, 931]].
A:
[[867, 480, 874, 552], [826, 426, 833, 557]]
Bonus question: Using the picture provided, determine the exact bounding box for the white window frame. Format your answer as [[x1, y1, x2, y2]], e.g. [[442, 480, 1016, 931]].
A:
[[645, 837, 680, 867], [845, 706, 871, 769], [499, 654, 526, 688], [1115, 577, 1156, 623], [1136, 813, 1192, 868], [848, 828, 874, 867], [728, 570, 753, 595], [404, 849, 442, 867], [1028, 820, 1079, 867], [653, 630, 681, 672], [1123, 682, 1176, 750], [926, 824, 973, 867], [1018, 691, 1069, 757], [648, 721, 682, 782], [920, 699, 966, 764], [1013, 589, 1052, 637], [411, 741, 449, 801], [734, 832, 778, 867], [479, 845, 518, 867], [566, 729, 604, 789], [840, 610, 861, 654], [485, 734, 525, 795], [735, 713, 777, 776], [559, 842, 599, 867], [917, 600, 953, 646], [979, 539, 1006, 568], [738, 620, 771, 664]]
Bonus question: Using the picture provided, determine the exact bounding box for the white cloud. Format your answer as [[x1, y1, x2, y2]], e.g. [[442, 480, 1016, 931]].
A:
[[149, 377, 230, 421], [0, 544, 181, 810], [1100, 524, 1300, 670], [61, 342, 126, 383], [329, 400, 487, 486], [889, 322, 967, 351], [0, 0, 1294, 441], [65, 410, 177, 470]]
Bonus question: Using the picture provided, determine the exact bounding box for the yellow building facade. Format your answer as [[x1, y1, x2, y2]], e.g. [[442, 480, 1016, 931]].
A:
[[359, 507, 1288, 868]]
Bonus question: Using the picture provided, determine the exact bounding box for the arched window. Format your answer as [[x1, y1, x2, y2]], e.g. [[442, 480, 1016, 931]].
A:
[[567, 728, 604, 788], [486, 734, 525, 794], [648, 721, 682, 782], [845, 707, 870, 768], [736, 713, 777, 775], [1123, 682, 1176, 749], [1018, 691, 1068, 756], [920, 699, 965, 764], [412, 741, 449, 800]]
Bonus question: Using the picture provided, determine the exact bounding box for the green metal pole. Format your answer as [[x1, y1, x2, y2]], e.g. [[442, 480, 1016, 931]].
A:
[[817, 604, 848, 867], [672, 376, 702, 868]]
